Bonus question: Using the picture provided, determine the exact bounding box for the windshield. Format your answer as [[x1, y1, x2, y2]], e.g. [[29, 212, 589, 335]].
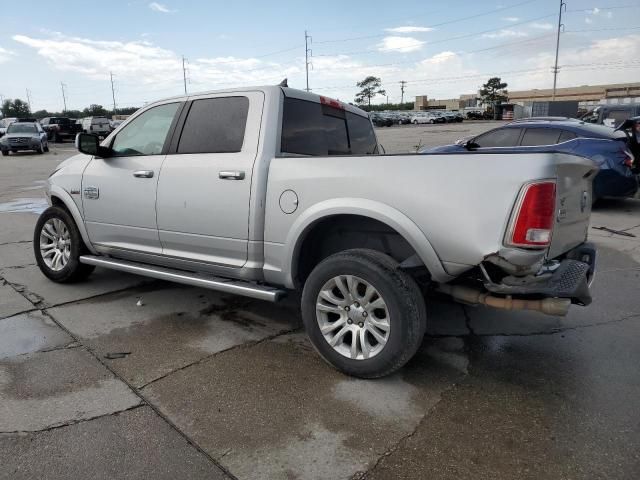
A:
[[7, 123, 37, 134]]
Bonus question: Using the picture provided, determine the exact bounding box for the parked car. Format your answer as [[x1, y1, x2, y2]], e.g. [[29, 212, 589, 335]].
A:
[[410, 112, 446, 124], [421, 119, 638, 201], [370, 113, 393, 127], [0, 117, 17, 137], [0, 121, 49, 155], [35, 86, 597, 378], [81, 116, 111, 137], [582, 104, 640, 128], [109, 119, 124, 131], [41, 117, 82, 143]]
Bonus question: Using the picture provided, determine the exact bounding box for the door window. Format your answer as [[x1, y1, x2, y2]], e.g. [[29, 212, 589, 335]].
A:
[[111, 103, 180, 156], [520, 128, 562, 146], [177, 97, 249, 154], [604, 110, 632, 128], [473, 127, 522, 147]]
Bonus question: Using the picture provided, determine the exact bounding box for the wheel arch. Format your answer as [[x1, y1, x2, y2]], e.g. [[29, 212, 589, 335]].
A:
[[282, 198, 451, 289], [48, 185, 97, 254]]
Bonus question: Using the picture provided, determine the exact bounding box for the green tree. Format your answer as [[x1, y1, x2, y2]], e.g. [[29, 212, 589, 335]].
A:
[[354, 76, 386, 107], [479, 77, 508, 118], [1, 98, 31, 118], [82, 104, 108, 116], [33, 109, 50, 118]]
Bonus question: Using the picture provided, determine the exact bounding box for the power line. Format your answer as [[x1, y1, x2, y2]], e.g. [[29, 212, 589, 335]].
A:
[[305, 30, 312, 91], [110, 72, 117, 114], [60, 82, 67, 113], [552, 0, 566, 100], [314, 0, 538, 45]]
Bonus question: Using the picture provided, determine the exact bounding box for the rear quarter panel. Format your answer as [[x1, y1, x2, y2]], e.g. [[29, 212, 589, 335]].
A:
[[263, 151, 588, 286]]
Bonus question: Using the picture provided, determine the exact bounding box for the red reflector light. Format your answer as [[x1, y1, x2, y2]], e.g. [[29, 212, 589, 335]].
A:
[[507, 181, 556, 248], [320, 96, 345, 110]]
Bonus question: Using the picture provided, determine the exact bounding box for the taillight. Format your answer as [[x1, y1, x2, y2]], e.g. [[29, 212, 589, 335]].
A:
[[622, 146, 634, 168], [506, 181, 556, 248]]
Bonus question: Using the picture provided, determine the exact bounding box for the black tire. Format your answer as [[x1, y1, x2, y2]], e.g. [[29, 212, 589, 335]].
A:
[[413, 120, 418, 125], [36, 143, 43, 154], [34, 206, 95, 283], [44, 142, 49, 153], [301, 249, 427, 378], [1, 150, 8, 156]]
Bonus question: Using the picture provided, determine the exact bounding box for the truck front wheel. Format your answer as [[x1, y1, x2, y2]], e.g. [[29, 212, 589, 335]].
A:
[[301, 249, 426, 378], [33, 206, 95, 283]]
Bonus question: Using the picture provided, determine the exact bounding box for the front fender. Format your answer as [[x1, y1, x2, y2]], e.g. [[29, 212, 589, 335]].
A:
[[48, 185, 97, 255], [282, 198, 453, 288]]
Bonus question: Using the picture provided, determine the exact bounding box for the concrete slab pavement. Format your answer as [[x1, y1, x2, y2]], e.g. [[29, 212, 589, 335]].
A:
[[48, 283, 298, 387], [0, 406, 230, 480], [0, 311, 73, 359]]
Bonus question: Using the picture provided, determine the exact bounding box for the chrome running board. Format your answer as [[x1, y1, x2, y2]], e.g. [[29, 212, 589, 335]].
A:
[[79, 255, 286, 302]]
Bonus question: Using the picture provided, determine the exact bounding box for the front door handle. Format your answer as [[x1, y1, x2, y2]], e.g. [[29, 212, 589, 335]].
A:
[[219, 170, 245, 180], [133, 170, 154, 178]]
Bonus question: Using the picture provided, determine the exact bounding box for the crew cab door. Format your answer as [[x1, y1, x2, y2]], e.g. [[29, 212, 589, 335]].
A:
[[81, 102, 182, 254], [156, 92, 263, 268]]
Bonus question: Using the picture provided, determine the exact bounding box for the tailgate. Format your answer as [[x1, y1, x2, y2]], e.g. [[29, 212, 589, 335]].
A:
[[547, 155, 598, 259]]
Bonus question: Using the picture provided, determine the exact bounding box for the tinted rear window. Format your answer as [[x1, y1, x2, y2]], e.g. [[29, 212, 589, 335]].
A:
[[521, 128, 562, 146], [474, 127, 522, 147], [281, 97, 377, 156], [178, 97, 249, 154]]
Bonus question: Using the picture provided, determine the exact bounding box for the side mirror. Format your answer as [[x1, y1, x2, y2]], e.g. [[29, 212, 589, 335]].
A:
[[75, 133, 110, 157]]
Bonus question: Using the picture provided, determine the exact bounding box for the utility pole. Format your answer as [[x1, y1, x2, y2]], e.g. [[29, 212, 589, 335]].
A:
[[182, 56, 188, 95], [552, 0, 566, 100], [60, 82, 67, 113], [305, 30, 312, 92], [400, 80, 407, 105], [110, 72, 117, 115], [25, 88, 32, 111]]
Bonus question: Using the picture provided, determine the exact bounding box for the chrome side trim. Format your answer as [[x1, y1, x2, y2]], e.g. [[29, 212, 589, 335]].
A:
[[79, 255, 286, 302]]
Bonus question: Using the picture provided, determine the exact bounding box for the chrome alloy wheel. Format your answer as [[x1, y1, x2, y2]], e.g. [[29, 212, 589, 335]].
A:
[[39, 218, 70, 271], [316, 275, 390, 360]]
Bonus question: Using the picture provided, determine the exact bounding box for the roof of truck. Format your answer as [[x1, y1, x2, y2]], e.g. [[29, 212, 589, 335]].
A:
[[145, 85, 369, 118]]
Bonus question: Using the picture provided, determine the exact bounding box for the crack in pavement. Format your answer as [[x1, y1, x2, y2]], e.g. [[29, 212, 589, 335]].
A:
[[0, 240, 32, 247], [138, 326, 301, 390], [1, 276, 241, 480], [8, 340, 81, 359], [350, 376, 466, 480], [0, 404, 145, 435]]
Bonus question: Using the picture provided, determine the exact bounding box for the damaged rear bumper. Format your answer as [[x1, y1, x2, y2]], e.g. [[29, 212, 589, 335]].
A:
[[482, 242, 597, 306]]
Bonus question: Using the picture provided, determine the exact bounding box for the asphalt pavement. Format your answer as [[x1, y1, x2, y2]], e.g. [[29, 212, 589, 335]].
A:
[[1, 125, 639, 480]]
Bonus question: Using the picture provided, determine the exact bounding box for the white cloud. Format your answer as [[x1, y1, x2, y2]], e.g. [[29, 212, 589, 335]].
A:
[[502, 17, 520, 22], [11, 33, 300, 97], [530, 22, 553, 30], [385, 26, 433, 33], [591, 7, 600, 15], [482, 29, 528, 39], [148, 2, 173, 13], [377, 36, 425, 53], [0, 46, 14, 64], [585, 17, 593, 24], [607, 11, 613, 19]]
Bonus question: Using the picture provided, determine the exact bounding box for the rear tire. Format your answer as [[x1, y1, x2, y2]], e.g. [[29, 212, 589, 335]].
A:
[[36, 144, 43, 154], [301, 249, 427, 378], [34, 206, 95, 283], [1, 150, 8, 156]]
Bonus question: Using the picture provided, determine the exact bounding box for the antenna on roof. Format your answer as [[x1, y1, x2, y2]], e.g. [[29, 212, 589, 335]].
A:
[[278, 78, 288, 87]]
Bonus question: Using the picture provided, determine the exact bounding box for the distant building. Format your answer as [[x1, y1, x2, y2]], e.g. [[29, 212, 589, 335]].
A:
[[507, 82, 640, 108], [414, 95, 461, 111]]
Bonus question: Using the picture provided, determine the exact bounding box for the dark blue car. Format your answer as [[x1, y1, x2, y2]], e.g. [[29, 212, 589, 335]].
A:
[[420, 119, 638, 200]]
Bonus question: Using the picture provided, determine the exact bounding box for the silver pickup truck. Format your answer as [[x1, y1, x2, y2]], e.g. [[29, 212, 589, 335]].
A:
[[34, 86, 597, 378]]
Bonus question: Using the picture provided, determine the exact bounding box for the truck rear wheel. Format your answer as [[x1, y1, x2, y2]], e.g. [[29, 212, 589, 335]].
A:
[[34, 206, 95, 283], [301, 249, 426, 378]]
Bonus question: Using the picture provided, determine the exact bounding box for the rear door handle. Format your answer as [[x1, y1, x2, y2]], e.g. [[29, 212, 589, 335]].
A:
[[219, 171, 245, 180], [133, 170, 154, 178]]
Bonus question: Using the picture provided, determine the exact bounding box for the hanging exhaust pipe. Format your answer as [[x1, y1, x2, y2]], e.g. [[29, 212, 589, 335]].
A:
[[438, 284, 571, 317]]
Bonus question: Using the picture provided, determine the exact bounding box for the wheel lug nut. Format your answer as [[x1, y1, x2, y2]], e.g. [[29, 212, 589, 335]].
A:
[[345, 306, 350, 311], [358, 322, 364, 328], [347, 319, 353, 324], [354, 302, 360, 307], [362, 311, 368, 317]]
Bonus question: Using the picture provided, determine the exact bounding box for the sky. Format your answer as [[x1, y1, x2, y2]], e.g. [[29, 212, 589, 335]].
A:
[[1, 0, 639, 112]]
